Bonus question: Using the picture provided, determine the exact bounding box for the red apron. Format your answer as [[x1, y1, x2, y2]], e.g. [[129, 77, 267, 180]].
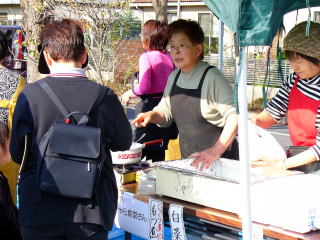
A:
[[288, 76, 319, 146]]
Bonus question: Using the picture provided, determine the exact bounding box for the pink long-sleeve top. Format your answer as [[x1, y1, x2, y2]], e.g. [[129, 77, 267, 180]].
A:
[[133, 50, 174, 96]]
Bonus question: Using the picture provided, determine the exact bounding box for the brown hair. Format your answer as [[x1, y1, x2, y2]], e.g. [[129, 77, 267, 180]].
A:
[[40, 19, 85, 62], [285, 50, 320, 66], [168, 19, 204, 59], [141, 20, 168, 52]]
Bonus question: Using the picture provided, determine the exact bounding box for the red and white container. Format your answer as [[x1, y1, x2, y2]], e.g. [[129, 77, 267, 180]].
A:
[[111, 139, 163, 165]]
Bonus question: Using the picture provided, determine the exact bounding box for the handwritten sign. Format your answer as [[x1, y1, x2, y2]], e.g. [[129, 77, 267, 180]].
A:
[[169, 204, 186, 240], [174, 173, 193, 195], [115, 191, 148, 238], [148, 199, 164, 240]]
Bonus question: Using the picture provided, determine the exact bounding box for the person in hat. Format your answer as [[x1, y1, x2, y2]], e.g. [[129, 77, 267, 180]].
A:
[[10, 19, 132, 240], [252, 21, 320, 173]]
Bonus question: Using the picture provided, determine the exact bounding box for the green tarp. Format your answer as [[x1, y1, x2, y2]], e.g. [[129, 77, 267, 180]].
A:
[[203, 0, 320, 46]]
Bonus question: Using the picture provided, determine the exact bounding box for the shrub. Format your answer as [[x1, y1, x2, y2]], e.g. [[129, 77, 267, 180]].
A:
[[248, 97, 270, 112], [103, 81, 131, 96]]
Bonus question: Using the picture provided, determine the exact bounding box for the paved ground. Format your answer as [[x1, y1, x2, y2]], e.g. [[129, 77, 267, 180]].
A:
[[268, 124, 291, 150]]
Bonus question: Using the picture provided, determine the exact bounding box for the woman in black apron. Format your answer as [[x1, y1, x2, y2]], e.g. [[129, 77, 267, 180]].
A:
[[132, 19, 239, 170], [122, 20, 176, 162]]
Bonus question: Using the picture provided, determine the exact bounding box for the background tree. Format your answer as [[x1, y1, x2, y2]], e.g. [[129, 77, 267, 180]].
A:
[[152, 0, 168, 22], [20, 0, 45, 82], [20, 0, 142, 90], [44, 0, 140, 89]]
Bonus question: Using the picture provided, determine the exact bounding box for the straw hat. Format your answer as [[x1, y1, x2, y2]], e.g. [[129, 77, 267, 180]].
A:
[[283, 21, 320, 61]]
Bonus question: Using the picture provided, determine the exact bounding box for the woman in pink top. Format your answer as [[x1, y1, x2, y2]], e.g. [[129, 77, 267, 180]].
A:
[[122, 20, 176, 162]]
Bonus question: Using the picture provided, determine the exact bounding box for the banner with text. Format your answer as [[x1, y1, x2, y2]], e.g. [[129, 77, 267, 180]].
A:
[[115, 191, 148, 238]]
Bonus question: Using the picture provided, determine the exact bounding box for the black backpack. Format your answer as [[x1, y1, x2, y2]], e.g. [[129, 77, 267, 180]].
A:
[[37, 81, 106, 199]]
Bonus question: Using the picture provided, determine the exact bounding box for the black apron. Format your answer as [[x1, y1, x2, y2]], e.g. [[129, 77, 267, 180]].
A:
[[134, 94, 178, 152], [170, 66, 239, 159], [286, 146, 320, 174]]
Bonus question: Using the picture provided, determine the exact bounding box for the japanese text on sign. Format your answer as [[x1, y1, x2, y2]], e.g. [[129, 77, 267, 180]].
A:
[[115, 192, 148, 238], [169, 204, 186, 240], [148, 199, 164, 240], [118, 207, 147, 222]]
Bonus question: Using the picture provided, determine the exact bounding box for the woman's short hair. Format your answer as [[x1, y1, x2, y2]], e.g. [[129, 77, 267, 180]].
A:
[[285, 50, 320, 66], [0, 31, 9, 61], [141, 20, 168, 52], [168, 19, 205, 59], [40, 19, 85, 62]]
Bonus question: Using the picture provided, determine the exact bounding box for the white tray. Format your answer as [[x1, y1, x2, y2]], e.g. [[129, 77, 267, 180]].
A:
[[155, 158, 320, 233], [154, 158, 247, 214]]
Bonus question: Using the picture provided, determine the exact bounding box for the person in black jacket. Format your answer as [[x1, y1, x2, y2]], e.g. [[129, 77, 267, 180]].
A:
[[0, 121, 22, 240], [10, 19, 132, 240]]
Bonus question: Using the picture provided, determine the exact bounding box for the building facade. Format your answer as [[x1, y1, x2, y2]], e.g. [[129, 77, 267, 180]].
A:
[[0, 0, 22, 25], [130, 0, 235, 57]]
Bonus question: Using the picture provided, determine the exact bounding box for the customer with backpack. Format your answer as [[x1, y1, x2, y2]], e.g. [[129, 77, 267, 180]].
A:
[[10, 19, 132, 240]]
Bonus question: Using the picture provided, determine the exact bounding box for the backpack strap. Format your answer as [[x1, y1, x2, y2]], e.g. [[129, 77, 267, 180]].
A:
[[38, 81, 70, 118], [87, 86, 107, 115], [77, 86, 106, 125], [38, 81, 106, 124]]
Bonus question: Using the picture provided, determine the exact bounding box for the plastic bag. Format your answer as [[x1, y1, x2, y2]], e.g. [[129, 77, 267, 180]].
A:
[[247, 121, 287, 168]]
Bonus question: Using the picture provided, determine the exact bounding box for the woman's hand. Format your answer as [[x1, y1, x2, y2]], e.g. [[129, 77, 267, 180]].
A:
[[121, 90, 136, 105], [252, 148, 317, 170], [190, 113, 238, 171], [132, 112, 153, 127], [250, 156, 293, 178], [190, 146, 223, 171], [132, 110, 166, 127], [250, 155, 286, 169]]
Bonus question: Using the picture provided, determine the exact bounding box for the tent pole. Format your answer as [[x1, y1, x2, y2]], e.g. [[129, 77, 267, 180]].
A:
[[218, 19, 224, 70], [238, 46, 252, 240]]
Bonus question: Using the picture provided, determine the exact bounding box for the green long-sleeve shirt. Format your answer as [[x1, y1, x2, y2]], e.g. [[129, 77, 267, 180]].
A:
[[154, 61, 237, 128]]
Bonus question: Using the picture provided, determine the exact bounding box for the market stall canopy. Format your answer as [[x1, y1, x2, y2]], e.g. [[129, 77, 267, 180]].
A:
[[203, 0, 320, 46]]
